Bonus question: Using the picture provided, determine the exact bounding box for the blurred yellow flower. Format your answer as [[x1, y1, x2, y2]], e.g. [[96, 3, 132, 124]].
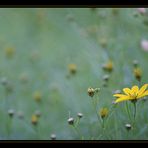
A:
[[68, 64, 77, 74], [31, 114, 38, 125], [102, 60, 113, 72], [99, 108, 109, 119], [33, 91, 42, 102], [134, 67, 142, 81], [4, 47, 15, 58], [113, 84, 148, 104]]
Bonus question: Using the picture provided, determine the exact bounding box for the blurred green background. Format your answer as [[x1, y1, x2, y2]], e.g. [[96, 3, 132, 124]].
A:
[[0, 8, 148, 140]]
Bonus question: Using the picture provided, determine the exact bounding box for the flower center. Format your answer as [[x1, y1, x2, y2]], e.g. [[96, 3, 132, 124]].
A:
[[130, 93, 138, 99]]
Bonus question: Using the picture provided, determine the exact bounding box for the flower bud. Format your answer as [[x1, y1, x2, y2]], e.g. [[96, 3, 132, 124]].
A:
[[99, 108, 109, 119], [68, 64, 77, 75]]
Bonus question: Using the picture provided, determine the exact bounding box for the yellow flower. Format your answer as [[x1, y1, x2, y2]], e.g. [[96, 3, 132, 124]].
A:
[[68, 64, 77, 74], [31, 114, 38, 125], [113, 84, 148, 104], [102, 60, 113, 72], [134, 67, 142, 81], [33, 91, 42, 102], [4, 47, 15, 58], [99, 108, 109, 119]]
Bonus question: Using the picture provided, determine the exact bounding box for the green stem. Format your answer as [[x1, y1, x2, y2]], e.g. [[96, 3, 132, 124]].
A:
[[125, 102, 132, 123], [133, 102, 137, 126], [91, 97, 100, 122], [72, 125, 83, 140], [102, 118, 105, 129], [6, 117, 12, 139]]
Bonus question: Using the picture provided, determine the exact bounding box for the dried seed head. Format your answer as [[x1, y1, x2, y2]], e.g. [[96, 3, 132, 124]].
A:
[[50, 134, 56, 140], [77, 113, 83, 119], [125, 123, 132, 131], [99, 108, 109, 119], [67, 117, 74, 125], [8, 109, 14, 118], [31, 115, 38, 125], [87, 87, 95, 97]]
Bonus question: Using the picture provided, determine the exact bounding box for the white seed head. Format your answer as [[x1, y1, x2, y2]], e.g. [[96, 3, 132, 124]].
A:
[[67, 117, 74, 125], [50, 134, 56, 140], [103, 74, 110, 81], [1, 77, 8, 86], [17, 111, 24, 119], [8, 109, 14, 117], [77, 113, 83, 118], [133, 60, 139, 67], [35, 110, 41, 118], [125, 123, 132, 130]]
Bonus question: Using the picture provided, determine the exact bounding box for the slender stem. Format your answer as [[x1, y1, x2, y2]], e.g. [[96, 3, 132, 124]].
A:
[[6, 117, 12, 139], [138, 80, 141, 88], [125, 102, 132, 122], [102, 118, 105, 129], [133, 102, 137, 125], [72, 125, 83, 140], [75, 117, 80, 127], [91, 96, 100, 122]]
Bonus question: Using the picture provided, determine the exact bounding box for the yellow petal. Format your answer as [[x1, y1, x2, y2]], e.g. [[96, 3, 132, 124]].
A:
[[123, 88, 131, 95], [131, 85, 139, 94], [138, 90, 148, 99], [113, 94, 128, 98], [114, 96, 131, 104], [138, 84, 148, 96]]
